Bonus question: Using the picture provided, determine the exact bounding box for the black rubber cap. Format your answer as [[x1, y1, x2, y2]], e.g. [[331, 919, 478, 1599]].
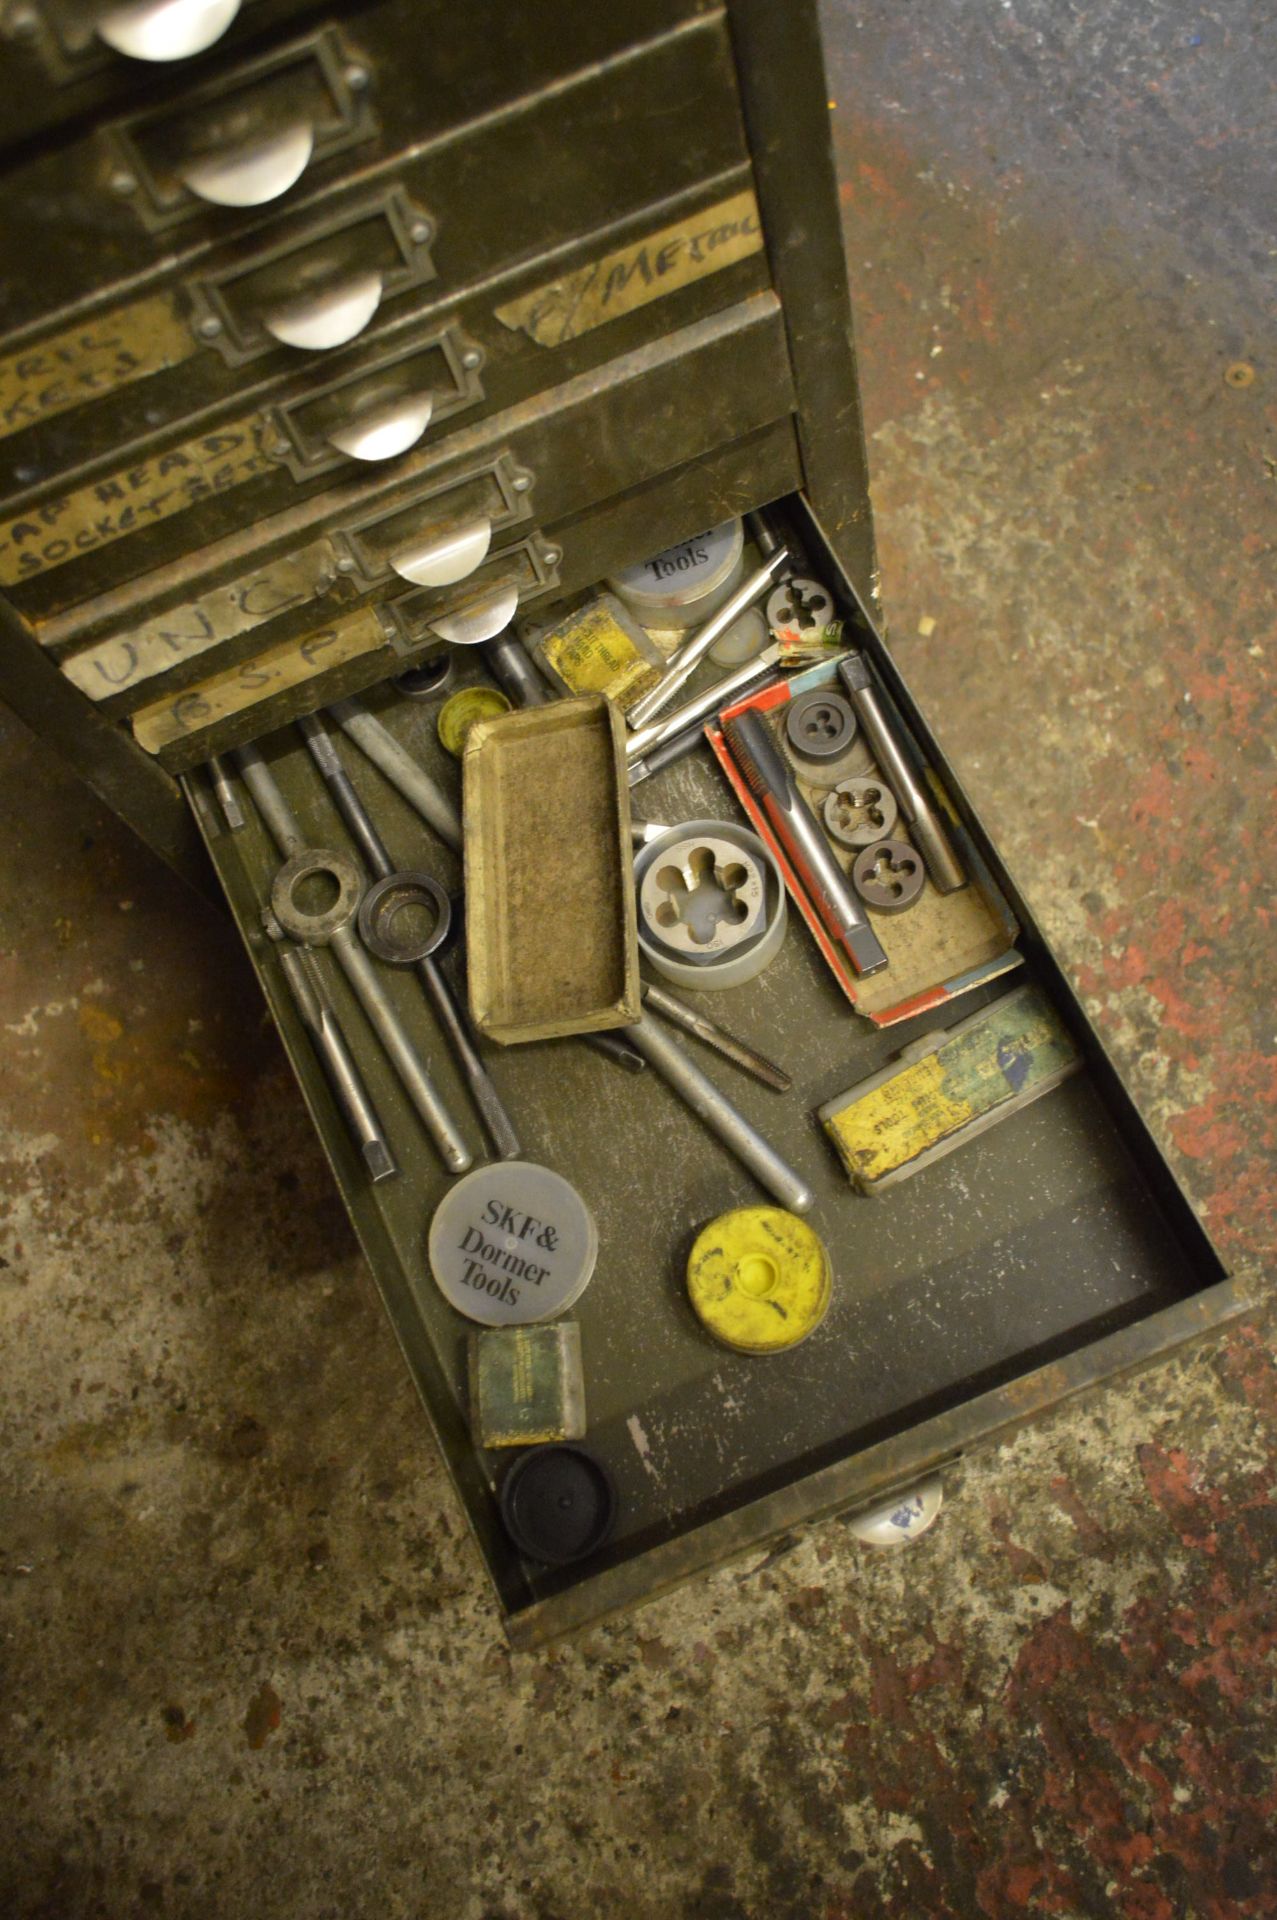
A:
[[499, 1445, 617, 1566]]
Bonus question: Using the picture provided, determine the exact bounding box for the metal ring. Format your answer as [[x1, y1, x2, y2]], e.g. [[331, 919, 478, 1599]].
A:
[[394, 654, 455, 700], [851, 839, 926, 914], [270, 848, 362, 945], [357, 870, 452, 965]]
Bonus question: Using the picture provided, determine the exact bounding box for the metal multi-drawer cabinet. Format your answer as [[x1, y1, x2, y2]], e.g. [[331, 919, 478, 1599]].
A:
[[0, 0, 1246, 1645]]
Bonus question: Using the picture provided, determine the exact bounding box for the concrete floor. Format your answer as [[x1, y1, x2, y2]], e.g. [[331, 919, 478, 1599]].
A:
[[2, 2, 1274, 1915]]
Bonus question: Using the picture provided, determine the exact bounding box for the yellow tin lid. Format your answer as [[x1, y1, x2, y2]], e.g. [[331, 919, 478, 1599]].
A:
[[686, 1207, 832, 1354], [438, 685, 512, 757]]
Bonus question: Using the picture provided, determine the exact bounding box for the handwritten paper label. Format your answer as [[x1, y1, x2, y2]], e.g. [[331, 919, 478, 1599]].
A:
[[61, 543, 334, 702], [494, 189, 764, 347], [130, 607, 386, 755], [0, 293, 196, 442], [0, 416, 272, 585]]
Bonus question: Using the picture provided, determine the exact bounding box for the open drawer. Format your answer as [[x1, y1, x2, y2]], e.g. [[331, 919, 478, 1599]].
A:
[[183, 488, 1243, 1648]]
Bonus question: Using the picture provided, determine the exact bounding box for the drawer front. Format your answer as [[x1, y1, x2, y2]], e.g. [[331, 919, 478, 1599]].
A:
[[50, 289, 794, 695], [0, 0, 333, 150], [0, 0, 716, 155], [0, 13, 746, 367], [1, 174, 767, 617], [115, 414, 803, 769]]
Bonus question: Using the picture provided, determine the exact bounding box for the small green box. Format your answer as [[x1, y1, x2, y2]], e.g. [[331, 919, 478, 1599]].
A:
[[468, 1323, 587, 1449]]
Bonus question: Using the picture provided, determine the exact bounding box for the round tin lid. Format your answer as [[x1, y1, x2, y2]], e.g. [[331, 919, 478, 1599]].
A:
[[686, 1206, 831, 1353], [427, 1162, 598, 1326], [499, 1444, 618, 1564], [437, 685, 511, 757], [608, 519, 744, 621]]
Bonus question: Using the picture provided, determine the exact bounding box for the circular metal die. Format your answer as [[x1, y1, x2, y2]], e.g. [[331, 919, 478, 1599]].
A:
[[270, 847, 362, 945], [851, 839, 926, 915], [639, 835, 766, 956], [357, 871, 452, 965], [823, 776, 900, 849], [785, 688, 857, 763], [633, 820, 787, 990], [780, 721, 873, 789], [766, 575, 836, 639], [393, 654, 455, 700]]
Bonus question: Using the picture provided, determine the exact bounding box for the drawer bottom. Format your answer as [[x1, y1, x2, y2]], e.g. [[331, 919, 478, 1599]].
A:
[[186, 490, 1236, 1646]]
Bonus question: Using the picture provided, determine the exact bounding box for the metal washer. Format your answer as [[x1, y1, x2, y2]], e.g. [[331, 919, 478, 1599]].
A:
[[270, 848, 362, 945], [358, 871, 452, 965]]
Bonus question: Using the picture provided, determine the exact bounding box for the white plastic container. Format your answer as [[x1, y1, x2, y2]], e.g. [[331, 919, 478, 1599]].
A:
[[428, 1163, 598, 1326], [608, 520, 746, 631]]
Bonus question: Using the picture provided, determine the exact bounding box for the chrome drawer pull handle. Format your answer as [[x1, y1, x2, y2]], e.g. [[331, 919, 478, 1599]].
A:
[[98, 0, 241, 62], [428, 581, 520, 648], [262, 270, 383, 352], [180, 123, 316, 208], [327, 391, 435, 464], [389, 517, 491, 589]]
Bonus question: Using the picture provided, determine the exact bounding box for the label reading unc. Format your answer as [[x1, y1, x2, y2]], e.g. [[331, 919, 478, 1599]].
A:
[[63, 542, 334, 703], [428, 1163, 597, 1327]]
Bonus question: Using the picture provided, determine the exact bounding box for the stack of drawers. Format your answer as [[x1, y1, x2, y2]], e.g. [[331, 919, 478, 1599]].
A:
[[0, 4, 1241, 1648], [0, 0, 829, 812]]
